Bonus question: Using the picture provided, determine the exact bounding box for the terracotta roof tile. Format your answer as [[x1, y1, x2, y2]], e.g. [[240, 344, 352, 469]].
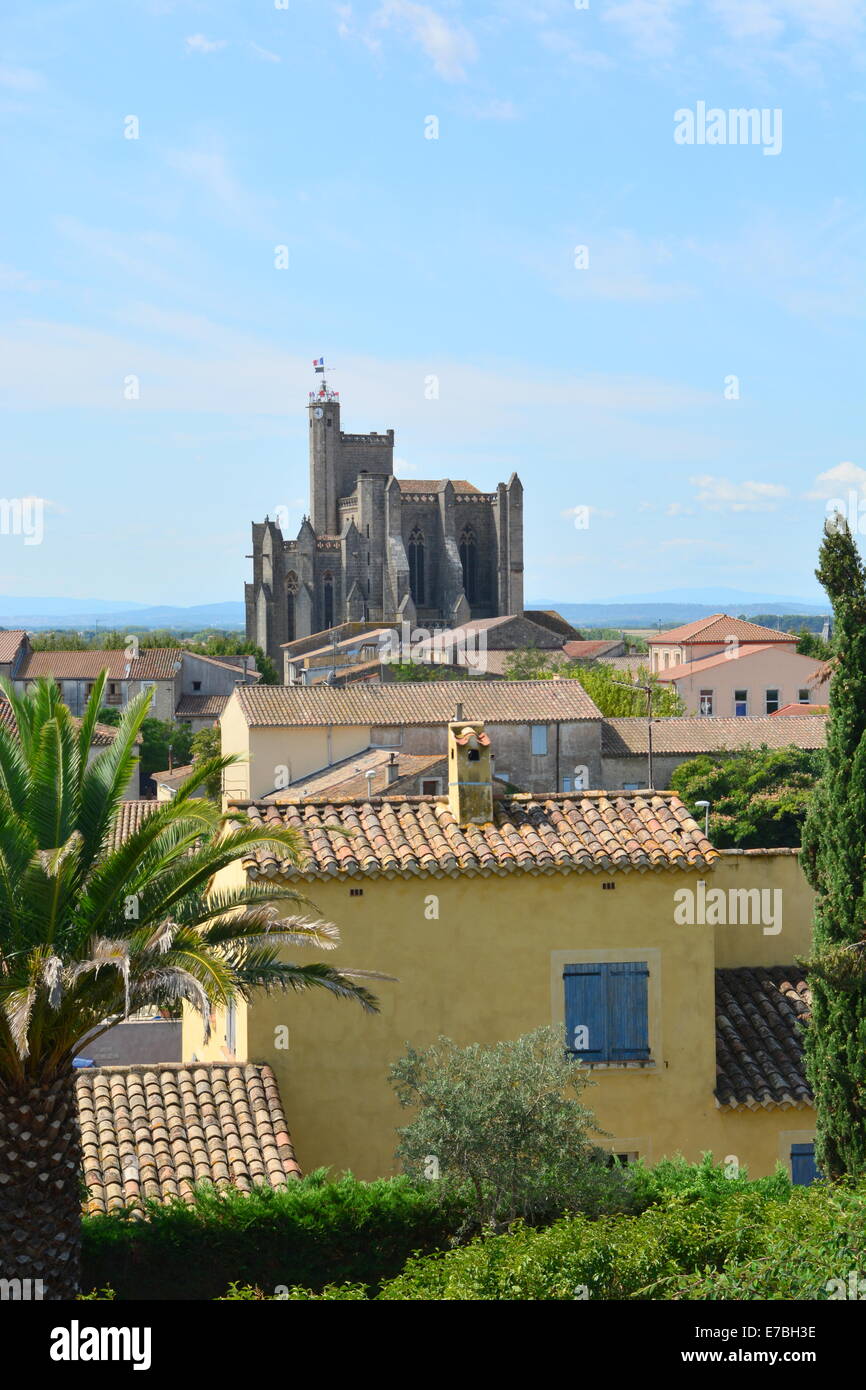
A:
[[18, 648, 184, 682], [233, 679, 602, 726], [650, 616, 799, 645], [76, 1062, 301, 1214], [234, 790, 717, 881], [175, 694, 231, 718], [602, 714, 827, 756], [105, 800, 158, 850], [715, 967, 812, 1110], [561, 640, 623, 659], [0, 630, 27, 664]]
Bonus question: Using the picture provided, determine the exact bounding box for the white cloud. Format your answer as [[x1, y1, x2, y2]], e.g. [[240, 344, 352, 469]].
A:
[[0, 65, 45, 91], [804, 461, 866, 500], [249, 42, 281, 62], [393, 457, 417, 476], [689, 474, 789, 512], [185, 35, 227, 55], [372, 1, 477, 81]]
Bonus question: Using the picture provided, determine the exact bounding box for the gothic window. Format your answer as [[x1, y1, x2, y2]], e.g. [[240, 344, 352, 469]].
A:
[[323, 571, 334, 631], [408, 527, 425, 605], [286, 572, 299, 642], [459, 525, 477, 603]]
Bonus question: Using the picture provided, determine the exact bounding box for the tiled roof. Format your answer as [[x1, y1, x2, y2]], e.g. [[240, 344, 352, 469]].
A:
[[601, 714, 827, 756], [130, 649, 184, 680], [650, 615, 799, 646], [396, 479, 480, 493], [715, 967, 812, 1110], [771, 703, 828, 716], [184, 650, 261, 679], [105, 800, 158, 851], [18, 648, 183, 681], [235, 790, 717, 881], [523, 610, 582, 639], [175, 694, 231, 718], [232, 679, 602, 727], [152, 763, 194, 786], [654, 644, 822, 682], [91, 722, 125, 746], [76, 1062, 300, 1214], [266, 748, 446, 801], [562, 640, 623, 659], [0, 630, 27, 664]]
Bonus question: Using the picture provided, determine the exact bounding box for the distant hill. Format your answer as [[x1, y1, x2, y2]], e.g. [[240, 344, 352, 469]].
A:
[[0, 598, 246, 631], [530, 595, 829, 628], [1, 587, 829, 636]]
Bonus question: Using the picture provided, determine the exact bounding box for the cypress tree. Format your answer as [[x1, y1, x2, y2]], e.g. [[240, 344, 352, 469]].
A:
[[800, 516, 866, 1178]]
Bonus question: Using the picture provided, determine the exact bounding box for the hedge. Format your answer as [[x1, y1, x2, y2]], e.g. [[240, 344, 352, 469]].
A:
[[82, 1171, 462, 1300], [232, 1170, 866, 1300]]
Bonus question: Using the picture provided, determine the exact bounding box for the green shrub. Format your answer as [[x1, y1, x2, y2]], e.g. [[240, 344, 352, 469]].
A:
[[270, 1166, 866, 1301], [82, 1171, 462, 1300], [390, 1027, 633, 1232]]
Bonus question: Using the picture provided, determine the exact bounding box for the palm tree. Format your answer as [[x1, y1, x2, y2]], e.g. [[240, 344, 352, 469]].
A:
[[0, 675, 383, 1299]]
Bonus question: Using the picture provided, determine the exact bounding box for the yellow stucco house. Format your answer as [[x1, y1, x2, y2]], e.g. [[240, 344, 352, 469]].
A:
[[184, 718, 816, 1184]]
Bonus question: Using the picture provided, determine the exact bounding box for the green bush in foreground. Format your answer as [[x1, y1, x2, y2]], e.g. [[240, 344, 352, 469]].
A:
[[82, 1172, 462, 1300], [245, 1170, 866, 1301], [390, 1027, 633, 1231]]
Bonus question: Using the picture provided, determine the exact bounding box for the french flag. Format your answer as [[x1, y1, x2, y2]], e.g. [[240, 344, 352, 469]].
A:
[[313, 356, 325, 372]]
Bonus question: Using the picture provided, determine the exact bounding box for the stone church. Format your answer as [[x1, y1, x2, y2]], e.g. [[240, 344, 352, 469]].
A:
[[245, 382, 524, 667]]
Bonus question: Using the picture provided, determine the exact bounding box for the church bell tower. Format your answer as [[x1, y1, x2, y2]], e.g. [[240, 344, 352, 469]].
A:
[[308, 374, 341, 536]]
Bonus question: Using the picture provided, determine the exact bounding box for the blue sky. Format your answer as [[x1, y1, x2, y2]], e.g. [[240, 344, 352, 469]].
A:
[[1, 0, 864, 607]]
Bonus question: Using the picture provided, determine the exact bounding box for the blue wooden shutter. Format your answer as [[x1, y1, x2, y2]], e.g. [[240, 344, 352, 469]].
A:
[[564, 964, 606, 1061], [608, 962, 650, 1061], [791, 1143, 820, 1186]]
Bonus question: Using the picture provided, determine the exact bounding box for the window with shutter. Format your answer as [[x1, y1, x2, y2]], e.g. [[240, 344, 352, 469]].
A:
[[564, 961, 650, 1063], [790, 1142, 821, 1186]]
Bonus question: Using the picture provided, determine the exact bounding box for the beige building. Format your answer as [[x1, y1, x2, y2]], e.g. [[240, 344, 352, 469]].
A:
[[186, 718, 818, 1185], [648, 615, 799, 673], [655, 643, 830, 717], [3, 634, 258, 724], [219, 679, 604, 801]]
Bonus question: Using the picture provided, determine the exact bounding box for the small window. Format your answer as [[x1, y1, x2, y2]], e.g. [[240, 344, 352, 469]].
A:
[[765, 689, 780, 714], [349, 887, 364, 897], [530, 724, 548, 756], [622, 782, 643, 791], [798, 689, 810, 704], [564, 962, 650, 1063], [562, 776, 572, 792], [420, 779, 441, 795], [226, 999, 237, 1055], [192, 680, 202, 692], [607, 1151, 639, 1168], [699, 689, 714, 716], [734, 689, 748, 717]]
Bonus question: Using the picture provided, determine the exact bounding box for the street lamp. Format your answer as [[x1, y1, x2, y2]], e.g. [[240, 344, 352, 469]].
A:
[[611, 679, 654, 790], [695, 799, 710, 838]]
